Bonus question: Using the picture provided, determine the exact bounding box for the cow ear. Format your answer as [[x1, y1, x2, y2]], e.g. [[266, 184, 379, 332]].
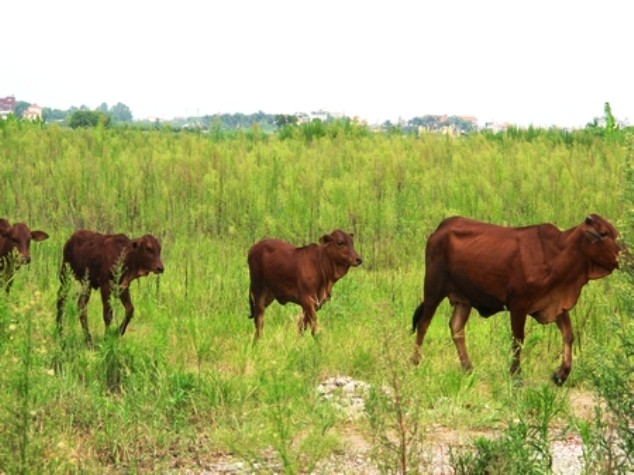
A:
[[31, 231, 49, 242], [319, 234, 332, 245]]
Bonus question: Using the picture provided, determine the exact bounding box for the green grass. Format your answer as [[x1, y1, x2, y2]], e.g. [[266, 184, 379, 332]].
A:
[[0, 119, 631, 472]]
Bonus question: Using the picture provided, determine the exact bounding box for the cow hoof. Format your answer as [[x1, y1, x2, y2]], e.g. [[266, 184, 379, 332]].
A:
[[551, 373, 566, 386], [410, 354, 421, 366], [462, 363, 474, 373], [512, 377, 524, 388]]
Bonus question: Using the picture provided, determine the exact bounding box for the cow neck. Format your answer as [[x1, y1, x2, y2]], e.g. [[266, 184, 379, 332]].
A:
[[117, 246, 137, 288], [0, 238, 12, 258], [549, 226, 591, 285], [324, 247, 351, 283]]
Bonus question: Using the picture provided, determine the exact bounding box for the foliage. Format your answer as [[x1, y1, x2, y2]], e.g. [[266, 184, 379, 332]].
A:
[[274, 114, 298, 128], [109, 102, 133, 122], [195, 111, 277, 132], [450, 384, 566, 474], [42, 107, 69, 123], [585, 101, 622, 143], [14, 101, 30, 118], [577, 131, 634, 474], [579, 319, 634, 474], [403, 114, 477, 134], [365, 323, 427, 474], [69, 110, 111, 128], [0, 120, 630, 471]]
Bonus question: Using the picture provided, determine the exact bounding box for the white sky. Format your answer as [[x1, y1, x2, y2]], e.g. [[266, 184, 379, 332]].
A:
[[4, 0, 633, 127]]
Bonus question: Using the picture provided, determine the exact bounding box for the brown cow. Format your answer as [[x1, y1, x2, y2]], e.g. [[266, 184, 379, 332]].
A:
[[411, 214, 620, 385], [248, 229, 362, 340], [0, 218, 49, 293], [56, 230, 164, 345]]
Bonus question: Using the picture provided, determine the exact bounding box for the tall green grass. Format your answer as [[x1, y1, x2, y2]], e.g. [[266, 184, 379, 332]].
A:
[[0, 117, 630, 471]]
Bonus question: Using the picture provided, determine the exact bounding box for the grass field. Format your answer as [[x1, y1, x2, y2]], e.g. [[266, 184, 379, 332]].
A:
[[0, 118, 632, 473]]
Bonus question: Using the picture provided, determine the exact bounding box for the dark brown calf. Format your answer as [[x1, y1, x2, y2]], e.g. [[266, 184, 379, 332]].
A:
[[248, 229, 362, 340], [0, 218, 49, 293], [56, 230, 164, 345]]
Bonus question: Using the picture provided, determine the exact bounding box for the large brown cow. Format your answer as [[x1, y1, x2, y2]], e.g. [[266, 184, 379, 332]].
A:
[[56, 230, 164, 345], [248, 229, 362, 340], [0, 218, 49, 293], [411, 214, 620, 385]]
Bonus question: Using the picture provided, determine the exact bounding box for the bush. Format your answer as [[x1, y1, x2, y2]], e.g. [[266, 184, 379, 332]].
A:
[[69, 110, 111, 128]]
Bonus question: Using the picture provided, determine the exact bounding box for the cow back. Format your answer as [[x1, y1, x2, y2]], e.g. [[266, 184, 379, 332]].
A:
[[63, 231, 131, 288], [248, 239, 304, 294], [248, 231, 361, 306], [425, 215, 620, 317]]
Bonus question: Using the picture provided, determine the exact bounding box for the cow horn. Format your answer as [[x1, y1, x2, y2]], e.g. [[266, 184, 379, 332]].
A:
[[585, 215, 594, 225]]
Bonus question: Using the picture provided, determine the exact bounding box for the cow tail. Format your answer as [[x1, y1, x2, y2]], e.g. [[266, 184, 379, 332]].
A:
[[411, 301, 425, 333], [248, 291, 255, 319]]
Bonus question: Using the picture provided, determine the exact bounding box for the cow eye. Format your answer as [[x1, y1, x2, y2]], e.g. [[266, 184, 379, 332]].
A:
[[337, 240, 344, 246], [145, 246, 153, 253]]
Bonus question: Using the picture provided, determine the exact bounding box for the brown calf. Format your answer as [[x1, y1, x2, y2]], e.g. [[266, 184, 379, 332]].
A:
[[0, 218, 49, 292], [56, 230, 164, 345], [248, 229, 362, 340]]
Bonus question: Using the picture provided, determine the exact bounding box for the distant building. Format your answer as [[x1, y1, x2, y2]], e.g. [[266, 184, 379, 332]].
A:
[[483, 121, 511, 133], [0, 95, 16, 118], [458, 115, 479, 128], [295, 109, 345, 124], [295, 112, 310, 124], [310, 110, 329, 122], [23, 103, 42, 120]]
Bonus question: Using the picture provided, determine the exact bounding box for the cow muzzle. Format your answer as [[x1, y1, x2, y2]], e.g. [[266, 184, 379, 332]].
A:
[[353, 257, 363, 266]]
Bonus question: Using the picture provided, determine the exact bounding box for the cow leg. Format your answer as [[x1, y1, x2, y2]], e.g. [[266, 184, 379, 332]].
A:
[[553, 311, 573, 386], [77, 291, 93, 346], [56, 283, 67, 337], [449, 302, 473, 371], [299, 300, 318, 336], [251, 290, 273, 341], [118, 288, 134, 336], [509, 311, 527, 377], [297, 309, 308, 334], [411, 298, 443, 365], [99, 286, 114, 334]]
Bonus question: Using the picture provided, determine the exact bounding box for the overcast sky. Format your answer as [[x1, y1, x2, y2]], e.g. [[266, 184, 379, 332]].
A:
[[4, 0, 632, 127]]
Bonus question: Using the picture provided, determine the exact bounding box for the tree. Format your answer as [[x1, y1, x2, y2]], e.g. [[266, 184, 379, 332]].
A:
[[14, 101, 30, 118], [69, 110, 111, 128], [109, 102, 133, 122], [604, 102, 617, 132], [42, 108, 67, 122], [274, 114, 298, 128], [96, 102, 109, 113]]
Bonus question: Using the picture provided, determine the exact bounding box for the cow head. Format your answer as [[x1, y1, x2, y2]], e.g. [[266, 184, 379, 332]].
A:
[[320, 229, 363, 268], [581, 214, 620, 279], [126, 235, 165, 280], [0, 220, 49, 266]]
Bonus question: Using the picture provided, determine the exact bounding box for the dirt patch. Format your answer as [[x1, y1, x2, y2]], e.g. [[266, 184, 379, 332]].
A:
[[191, 378, 592, 474], [568, 388, 598, 420]]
